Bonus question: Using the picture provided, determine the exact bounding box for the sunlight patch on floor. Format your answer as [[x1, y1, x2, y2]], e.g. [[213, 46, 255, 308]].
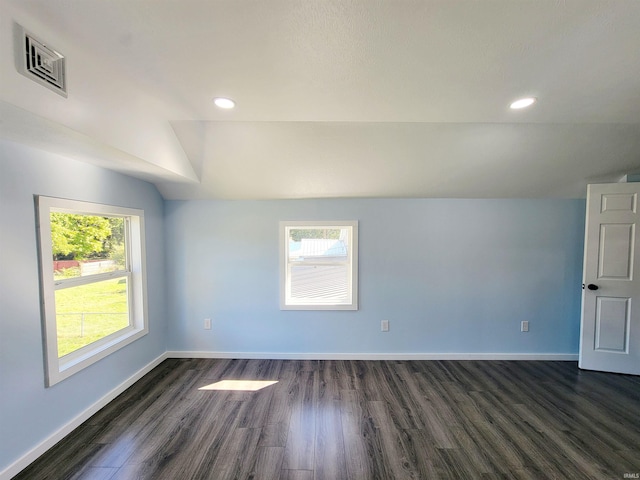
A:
[[198, 380, 279, 391]]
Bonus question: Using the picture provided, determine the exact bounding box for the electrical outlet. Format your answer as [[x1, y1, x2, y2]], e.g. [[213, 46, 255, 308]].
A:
[[381, 320, 389, 332], [521, 321, 529, 332], [204, 318, 212, 330]]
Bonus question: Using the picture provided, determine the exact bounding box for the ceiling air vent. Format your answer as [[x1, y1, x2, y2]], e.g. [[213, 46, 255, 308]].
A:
[[14, 24, 67, 97]]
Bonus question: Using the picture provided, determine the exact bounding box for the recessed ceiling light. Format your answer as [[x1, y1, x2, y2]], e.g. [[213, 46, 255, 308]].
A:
[[214, 97, 235, 109], [510, 97, 537, 109]]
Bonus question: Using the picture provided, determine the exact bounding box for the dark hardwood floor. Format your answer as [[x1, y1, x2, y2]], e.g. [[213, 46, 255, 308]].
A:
[[14, 359, 640, 480]]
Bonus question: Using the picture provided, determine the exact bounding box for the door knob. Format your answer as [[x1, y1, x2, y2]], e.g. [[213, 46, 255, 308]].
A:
[[587, 284, 599, 291]]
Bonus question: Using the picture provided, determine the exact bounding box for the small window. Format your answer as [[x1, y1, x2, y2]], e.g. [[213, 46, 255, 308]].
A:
[[36, 196, 148, 386], [280, 221, 358, 310]]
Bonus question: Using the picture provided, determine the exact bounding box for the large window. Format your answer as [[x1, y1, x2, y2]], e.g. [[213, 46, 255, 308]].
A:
[[36, 196, 148, 386], [280, 221, 358, 310]]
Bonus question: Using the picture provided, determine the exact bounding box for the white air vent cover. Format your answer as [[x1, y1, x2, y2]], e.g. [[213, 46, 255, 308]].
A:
[[14, 24, 67, 97]]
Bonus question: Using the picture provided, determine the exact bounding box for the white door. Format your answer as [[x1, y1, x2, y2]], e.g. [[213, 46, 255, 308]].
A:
[[579, 182, 640, 375]]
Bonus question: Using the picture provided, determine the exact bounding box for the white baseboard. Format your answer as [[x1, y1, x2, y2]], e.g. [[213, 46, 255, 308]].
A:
[[166, 351, 579, 361], [1, 352, 168, 480]]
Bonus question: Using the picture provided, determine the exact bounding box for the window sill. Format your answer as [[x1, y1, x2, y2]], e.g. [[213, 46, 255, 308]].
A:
[[48, 325, 148, 387]]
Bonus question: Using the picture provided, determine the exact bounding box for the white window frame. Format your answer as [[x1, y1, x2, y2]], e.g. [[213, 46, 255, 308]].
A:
[[36, 196, 148, 386], [280, 220, 358, 310]]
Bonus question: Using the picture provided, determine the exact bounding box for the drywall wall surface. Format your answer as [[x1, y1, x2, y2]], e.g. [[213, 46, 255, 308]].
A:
[[0, 2, 198, 183], [0, 140, 167, 472], [164, 197, 585, 355]]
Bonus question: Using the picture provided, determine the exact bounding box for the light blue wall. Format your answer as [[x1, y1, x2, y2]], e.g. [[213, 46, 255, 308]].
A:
[[0, 140, 167, 471], [0, 137, 587, 473], [164, 198, 585, 355]]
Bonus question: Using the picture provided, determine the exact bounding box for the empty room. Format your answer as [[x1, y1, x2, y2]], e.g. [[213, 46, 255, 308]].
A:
[[1, 1, 640, 479]]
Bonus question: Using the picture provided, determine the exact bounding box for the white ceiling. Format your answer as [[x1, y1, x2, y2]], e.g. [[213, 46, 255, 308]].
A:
[[1, 0, 640, 199]]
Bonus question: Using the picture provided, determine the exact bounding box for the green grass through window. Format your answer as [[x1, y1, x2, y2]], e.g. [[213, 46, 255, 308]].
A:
[[55, 277, 129, 357]]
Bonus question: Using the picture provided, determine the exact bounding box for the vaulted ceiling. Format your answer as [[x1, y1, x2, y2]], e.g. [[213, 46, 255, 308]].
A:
[[1, 0, 639, 199]]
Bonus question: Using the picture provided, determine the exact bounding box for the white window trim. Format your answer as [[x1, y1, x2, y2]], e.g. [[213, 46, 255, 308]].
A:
[[36, 196, 148, 387], [280, 220, 358, 311]]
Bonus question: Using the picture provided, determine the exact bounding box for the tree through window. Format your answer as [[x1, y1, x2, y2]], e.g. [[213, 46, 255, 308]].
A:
[[36, 197, 148, 386]]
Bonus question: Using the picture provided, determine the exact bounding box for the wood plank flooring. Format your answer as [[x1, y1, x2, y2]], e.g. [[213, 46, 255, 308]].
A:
[[13, 359, 640, 479]]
